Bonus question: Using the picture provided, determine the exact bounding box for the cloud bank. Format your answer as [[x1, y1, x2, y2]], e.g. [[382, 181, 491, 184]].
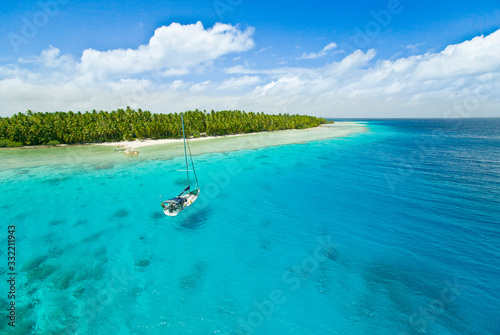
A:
[[1, 24, 499, 118]]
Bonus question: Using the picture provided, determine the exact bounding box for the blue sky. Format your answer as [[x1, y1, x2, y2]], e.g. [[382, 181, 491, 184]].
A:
[[1, 0, 499, 117]]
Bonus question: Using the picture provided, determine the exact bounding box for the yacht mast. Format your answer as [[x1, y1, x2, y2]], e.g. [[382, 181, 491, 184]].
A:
[[181, 114, 190, 188]]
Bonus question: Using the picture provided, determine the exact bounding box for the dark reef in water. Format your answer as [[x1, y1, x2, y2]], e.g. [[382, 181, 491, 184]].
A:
[[178, 208, 211, 230], [150, 211, 164, 221], [110, 209, 130, 219], [179, 261, 208, 289], [74, 218, 88, 226], [82, 231, 104, 243], [93, 164, 114, 170], [52, 271, 76, 290], [49, 219, 65, 226], [174, 178, 187, 186], [135, 258, 151, 271], [27, 264, 58, 281], [22, 255, 49, 271], [259, 238, 273, 251]]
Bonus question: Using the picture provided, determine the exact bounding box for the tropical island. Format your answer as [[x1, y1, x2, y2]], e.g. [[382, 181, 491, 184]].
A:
[[0, 108, 329, 147]]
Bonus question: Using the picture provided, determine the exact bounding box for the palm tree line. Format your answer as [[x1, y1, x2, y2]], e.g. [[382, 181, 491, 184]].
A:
[[0, 108, 329, 146]]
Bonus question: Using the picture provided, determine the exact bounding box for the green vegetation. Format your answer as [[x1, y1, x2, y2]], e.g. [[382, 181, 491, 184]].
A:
[[46, 140, 61, 146], [0, 139, 23, 147], [0, 108, 329, 146]]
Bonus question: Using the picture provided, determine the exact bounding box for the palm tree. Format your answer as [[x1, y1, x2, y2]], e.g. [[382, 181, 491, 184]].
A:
[[0, 109, 328, 146]]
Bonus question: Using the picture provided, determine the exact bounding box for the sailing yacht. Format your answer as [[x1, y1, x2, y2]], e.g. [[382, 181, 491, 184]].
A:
[[160, 114, 200, 216]]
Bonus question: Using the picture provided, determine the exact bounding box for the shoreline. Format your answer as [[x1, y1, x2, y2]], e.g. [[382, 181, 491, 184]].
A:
[[0, 122, 367, 170], [0, 127, 319, 151], [96, 122, 365, 150]]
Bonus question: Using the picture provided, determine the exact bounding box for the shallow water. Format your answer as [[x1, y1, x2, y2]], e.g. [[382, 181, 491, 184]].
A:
[[0, 119, 499, 334]]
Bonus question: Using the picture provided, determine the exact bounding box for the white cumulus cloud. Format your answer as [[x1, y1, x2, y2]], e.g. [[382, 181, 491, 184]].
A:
[[78, 22, 254, 79], [297, 42, 338, 59], [219, 76, 261, 90], [1, 27, 499, 118]]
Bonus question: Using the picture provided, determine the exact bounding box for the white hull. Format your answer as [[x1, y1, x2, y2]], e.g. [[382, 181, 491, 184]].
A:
[[162, 189, 200, 216], [161, 114, 200, 217]]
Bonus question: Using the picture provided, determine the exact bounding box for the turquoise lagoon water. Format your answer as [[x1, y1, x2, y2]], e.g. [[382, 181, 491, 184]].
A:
[[1, 119, 499, 334]]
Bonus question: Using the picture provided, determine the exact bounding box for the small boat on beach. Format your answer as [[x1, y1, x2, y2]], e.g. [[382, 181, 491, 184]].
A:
[[124, 147, 139, 156], [160, 114, 200, 216], [115, 145, 139, 156]]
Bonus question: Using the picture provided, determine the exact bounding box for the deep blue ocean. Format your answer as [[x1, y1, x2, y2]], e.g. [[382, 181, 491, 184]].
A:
[[1, 119, 499, 334]]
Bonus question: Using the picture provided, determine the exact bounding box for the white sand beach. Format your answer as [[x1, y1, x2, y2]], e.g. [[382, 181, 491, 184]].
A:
[[0, 122, 366, 170], [97, 122, 366, 151]]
